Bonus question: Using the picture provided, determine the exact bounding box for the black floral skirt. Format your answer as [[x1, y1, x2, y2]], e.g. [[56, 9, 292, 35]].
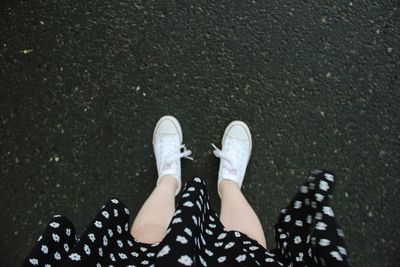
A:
[[22, 170, 350, 266]]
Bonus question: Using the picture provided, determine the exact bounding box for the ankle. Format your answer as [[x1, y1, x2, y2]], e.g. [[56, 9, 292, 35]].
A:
[[157, 175, 178, 193], [219, 179, 241, 197]]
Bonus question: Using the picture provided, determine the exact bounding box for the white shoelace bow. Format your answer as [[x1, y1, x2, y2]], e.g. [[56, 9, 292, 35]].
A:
[[211, 143, 236, 169], [164, 144, 193, 166]]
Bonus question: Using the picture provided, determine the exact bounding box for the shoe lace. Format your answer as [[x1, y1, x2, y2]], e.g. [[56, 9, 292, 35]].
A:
[[211, 143, 236, 169], [164, 144, 193, 165]]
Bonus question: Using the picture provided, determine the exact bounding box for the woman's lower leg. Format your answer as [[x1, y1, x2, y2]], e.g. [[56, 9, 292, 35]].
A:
[[130, 175, 177, 243], [219, 179, 267, 248]]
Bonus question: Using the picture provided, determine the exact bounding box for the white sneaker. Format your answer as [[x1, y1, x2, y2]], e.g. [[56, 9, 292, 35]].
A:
[[212, 121, 252, 197], [153, 115, 193, 196]]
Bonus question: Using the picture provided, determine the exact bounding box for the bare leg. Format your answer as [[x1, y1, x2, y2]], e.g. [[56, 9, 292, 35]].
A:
[[130, 175, 177, 244], [219, 180, 267, 248]]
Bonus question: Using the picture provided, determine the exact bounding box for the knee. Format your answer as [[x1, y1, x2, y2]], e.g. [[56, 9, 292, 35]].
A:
[[130, 223, 166, 244]]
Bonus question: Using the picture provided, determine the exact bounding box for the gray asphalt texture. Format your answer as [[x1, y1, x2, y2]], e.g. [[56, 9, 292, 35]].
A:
[[1, 0, 399, 266]]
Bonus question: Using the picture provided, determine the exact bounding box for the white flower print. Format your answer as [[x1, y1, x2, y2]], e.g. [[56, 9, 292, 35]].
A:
[[234, 231, 241, 237], [319, 239, 331, 246], [96, 263, 101, 267], [316, 222, 327, 231], [111, 198, 119, 204], [192, 215, 197, 226], [205, 249, 213, 256], [217, 233, 227, 240], [157, 245, 170, 257], [176, 235, 188, 244], [315, 193, 324, 202], [127, 240, 133, 246], [205, 229, 213, 235], [266, 257, 274, 262], [182, 193, 190, 198], [284, 215, 291, 222], [119, 253, 127, 259], [117, 225, 122, 234], [178, 255, 193, 266], [196, 200, 201, 210], [84, 244, 91, 255], [324, 173, 334, 181], [49, 222, 60, 228], [110, 253, 116, 261], [184, 227, 192, 237], [194, 177, 201, 182], [249, 246, 259, 251], [183, 201, 194, 207], [296, 252, 304, 262], [174, 209, 182, 216], [89, 233, 96, 242], [54, 251, 61, 260], [199, 256, 209, 267], [141, 260, 149, 265], [315, 212, 323, 220], [147, 252, 155, 257], [66, 228, 71, 236], [338, 246, 347, 255], [208, 223, 216, 228], [236, 254, 246, 262], [98, 247, 103, 256], [45, 264, 51, 267], [330, 251, 343, 261], [295, 220, 303, 227], [125, 223, 128, 231], [319, 180, 329, 191], [218, 256, 226, 263], [337, 228, 345, 237], [214, 242, 223, 247], [225, 242, 235, 249], [294, 236, 302, 244], [188, 187, 195, 191], [94, 221, 102, 228], [323, 206, 334, 217], [172, 217, 182, 224], [52, 233, 60, 242], [64, 243, 69, 252], [108, 229, 113, 237], [69, 253, 81, 261], [102, 211, 109, 219], [41, 245, 48, 254], [103, 235, 108, 246], [300, 185, 309, 193], [209, 215, 215, 222], [124, 207, 129, 215], [200, 234, 206, 245], [294, 201, 302, 209], [279, 233, 287, 239], [29, 258, 38, 265], [117, 240, 123, 248], [37, 235, 42, 241]]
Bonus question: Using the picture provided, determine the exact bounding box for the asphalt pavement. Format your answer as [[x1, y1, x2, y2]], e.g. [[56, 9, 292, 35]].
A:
[[1, 0, 399, 266]]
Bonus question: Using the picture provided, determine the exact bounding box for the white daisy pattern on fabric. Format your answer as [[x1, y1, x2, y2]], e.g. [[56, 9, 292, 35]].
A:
[[22, 174, 349, 267]]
